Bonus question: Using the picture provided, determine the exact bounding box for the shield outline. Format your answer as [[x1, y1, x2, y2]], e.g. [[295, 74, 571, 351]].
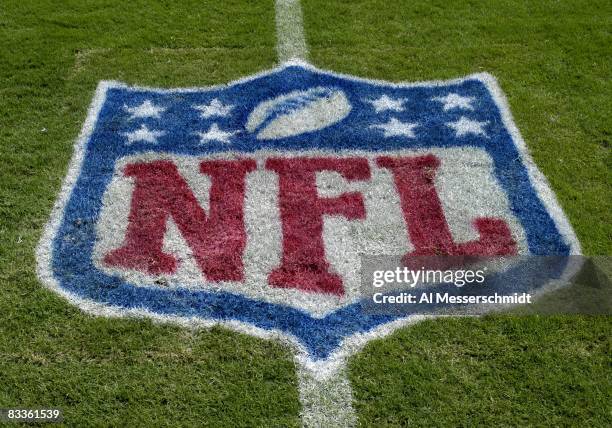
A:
[[36, 60, 581, 377]]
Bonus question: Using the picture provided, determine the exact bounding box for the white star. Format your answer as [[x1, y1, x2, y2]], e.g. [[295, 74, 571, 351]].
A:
[[194, 98, 234, 118], [432, 93, 475, 111], [446, 116, 488, 137], [124, 100, 165, 119], [195, 123, 238, 144], [366, 95, 407, 113], [370, 118, 419, 138], [122, 124, 165, 144]]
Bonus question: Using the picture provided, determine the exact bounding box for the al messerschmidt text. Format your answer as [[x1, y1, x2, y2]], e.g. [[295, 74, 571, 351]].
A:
[[372, 292, 532, 305]]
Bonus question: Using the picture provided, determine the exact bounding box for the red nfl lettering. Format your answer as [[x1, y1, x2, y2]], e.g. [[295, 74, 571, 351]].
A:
[[104, 154, 517, 294]]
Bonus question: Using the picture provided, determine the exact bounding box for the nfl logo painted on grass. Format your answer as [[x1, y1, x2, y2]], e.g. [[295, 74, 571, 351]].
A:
[[38, 62, 579, 370]]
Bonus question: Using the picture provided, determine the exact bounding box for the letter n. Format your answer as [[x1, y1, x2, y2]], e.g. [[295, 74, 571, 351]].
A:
[[103, 159, 256, 281]]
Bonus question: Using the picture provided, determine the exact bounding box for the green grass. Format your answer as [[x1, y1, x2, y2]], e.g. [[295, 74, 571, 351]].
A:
[[349, 316, 610, 426], [1, 0, 610, 426]]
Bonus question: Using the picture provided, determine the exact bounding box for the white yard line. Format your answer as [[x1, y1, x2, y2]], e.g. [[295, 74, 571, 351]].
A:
[[274, 2, 356, 425], [297, 362, 358, 428], [275, 0, 309, 62]]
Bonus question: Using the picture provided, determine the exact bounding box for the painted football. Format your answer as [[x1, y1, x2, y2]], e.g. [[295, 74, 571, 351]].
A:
[[246, 86, 351, 140]]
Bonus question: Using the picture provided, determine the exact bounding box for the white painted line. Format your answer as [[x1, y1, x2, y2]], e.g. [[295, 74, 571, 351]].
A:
[[297, 361, 357, 427], [275, 0, 309, 63]]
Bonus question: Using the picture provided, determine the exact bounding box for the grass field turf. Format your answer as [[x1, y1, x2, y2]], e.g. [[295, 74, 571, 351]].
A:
[[0, 0, 610, 426]]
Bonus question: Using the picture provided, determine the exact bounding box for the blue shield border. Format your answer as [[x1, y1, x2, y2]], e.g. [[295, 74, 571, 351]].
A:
[[37, 61, 580, 367]]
